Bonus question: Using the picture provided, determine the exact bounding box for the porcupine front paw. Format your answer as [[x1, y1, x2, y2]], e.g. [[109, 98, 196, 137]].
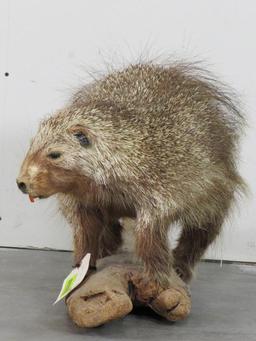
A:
[[130, 270, 191, 321]]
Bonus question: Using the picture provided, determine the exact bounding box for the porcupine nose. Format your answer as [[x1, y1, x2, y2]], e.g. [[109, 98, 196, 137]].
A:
[[16, 180, 27, 193]]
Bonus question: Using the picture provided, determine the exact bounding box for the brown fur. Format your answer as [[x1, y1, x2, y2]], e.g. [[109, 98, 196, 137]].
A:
[[17, 62, 246, 287]]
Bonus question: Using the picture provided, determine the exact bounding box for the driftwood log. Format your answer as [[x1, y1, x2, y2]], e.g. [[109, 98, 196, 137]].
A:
[[66, 252, 191, 328]]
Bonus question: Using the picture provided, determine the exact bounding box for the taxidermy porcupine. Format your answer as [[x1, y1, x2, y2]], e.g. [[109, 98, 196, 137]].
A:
[[17, 62, 245, 287]]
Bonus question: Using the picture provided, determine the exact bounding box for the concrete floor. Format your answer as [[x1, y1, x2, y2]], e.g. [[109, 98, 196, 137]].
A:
[[0, 249, 255, 341]]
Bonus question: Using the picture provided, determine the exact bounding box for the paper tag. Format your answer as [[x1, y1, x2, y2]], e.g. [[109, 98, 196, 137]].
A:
[[53, 253, 91, 304]]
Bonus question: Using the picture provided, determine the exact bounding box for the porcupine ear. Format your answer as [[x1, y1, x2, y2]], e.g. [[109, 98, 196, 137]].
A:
[[68, 124, 89, 136], [68, 124, 94, 147]]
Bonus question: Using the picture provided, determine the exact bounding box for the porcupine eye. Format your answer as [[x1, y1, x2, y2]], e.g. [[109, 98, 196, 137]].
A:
[[47, 152, 62, 159], [74, 132, 90, 147]]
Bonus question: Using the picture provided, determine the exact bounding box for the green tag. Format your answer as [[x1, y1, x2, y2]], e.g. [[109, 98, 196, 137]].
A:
[[54, 253, 91, 304]]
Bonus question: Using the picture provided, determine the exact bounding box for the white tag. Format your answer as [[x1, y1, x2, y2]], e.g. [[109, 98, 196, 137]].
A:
[[53, 253, 91, 304]]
